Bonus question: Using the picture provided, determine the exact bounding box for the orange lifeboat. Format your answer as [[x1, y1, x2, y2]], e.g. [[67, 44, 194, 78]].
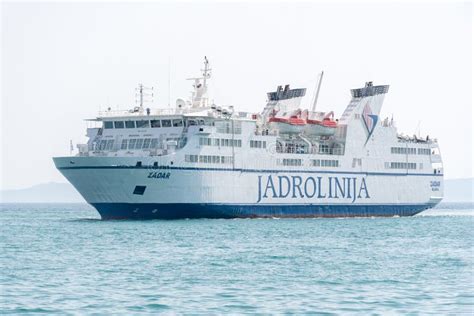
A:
[[268, 110, 306, 134], [304, 111, 337, 136]]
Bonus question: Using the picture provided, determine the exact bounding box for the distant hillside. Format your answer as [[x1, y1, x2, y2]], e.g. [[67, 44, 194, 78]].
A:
[[0, 178, 472, 203], [1, 182, 85, 203], [443, 178, 473, 202]]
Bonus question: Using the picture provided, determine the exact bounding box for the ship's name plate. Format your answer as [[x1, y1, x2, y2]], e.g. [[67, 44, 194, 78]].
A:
[[147, 172, 171, 179]]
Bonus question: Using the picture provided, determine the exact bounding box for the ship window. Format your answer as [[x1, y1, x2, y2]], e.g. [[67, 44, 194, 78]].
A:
[[313, 159, 339, 167], [143, 138, 151, 149], [173, 119, 183, 127], [114, 121, 124, 129], [125, 121, 135, 129], [151, 120, 161, 128], [200, 137, 211, 146], [250, 140, 265, 148], [136, 139, 144, 149], [418, 148, 430, 155], [105, 140, 114, 150], [104, 121, 114, 129], [121, 139, 128, 150], [133, 185, 146, 195], [150, 138, 159, 149], [129, 139, 137, 149], [185, 155, 198, 163], [282, 159, 302, 166], [319, 145, 330, 154], [98, 140, 107, 150], [136, 120, 149, 128], [161, 119, 172, 127], [389, 162, 417, 169]]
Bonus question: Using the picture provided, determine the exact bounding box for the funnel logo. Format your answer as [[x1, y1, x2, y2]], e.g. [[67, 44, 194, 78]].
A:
[[362, 103, 378, 144]]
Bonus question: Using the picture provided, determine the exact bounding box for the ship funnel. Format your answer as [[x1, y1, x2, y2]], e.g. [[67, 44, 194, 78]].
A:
[[349, 82, 390, 117]]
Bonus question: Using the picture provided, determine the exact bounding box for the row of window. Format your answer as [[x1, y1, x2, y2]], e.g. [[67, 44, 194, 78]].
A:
[[121, 138, 161, 150], [391, 147, 431, 155], [391, 147, 416, 155], [97, 139, 115, 151], [279, 159, 302, 166], [250, 140, 267, 149], [104, 119, 184, 129], [312, 159, 340, 167], [352, 158, 362, 168], [388, 162, 417, 170], [199, 137, 242, 147], [215, 121, 242, 134], [277, 158, 340, 167], [185, 155, 234, 164]]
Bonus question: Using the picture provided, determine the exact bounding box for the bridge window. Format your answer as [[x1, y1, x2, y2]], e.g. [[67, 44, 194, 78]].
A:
[[161, 119, 172, 127], [114, 121, 124, 129], [150, 138, 159, 149], [121, 139, 128, 150], [151, 120, 161, 128], [125, 121, 135, 129], [135, 120, 150, 128], [143, 138, 151, 149], [173, 119, 183, 127], [104, 121, 114, 129], [105, 140, 114, 150], [129, 139, 137, 149], [98, 140, 107, 150], [136, 139, 144, 149]]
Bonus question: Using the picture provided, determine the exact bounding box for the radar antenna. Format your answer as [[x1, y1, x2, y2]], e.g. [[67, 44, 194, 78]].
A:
[[187, 57, 212, 108], [135, 84, 154, 111], [202, 56, 212, 88]]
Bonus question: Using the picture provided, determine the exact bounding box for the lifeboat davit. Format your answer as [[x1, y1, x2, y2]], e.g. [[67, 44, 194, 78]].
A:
[[304, 111, 337, 136], [269, 112, 306, 134]]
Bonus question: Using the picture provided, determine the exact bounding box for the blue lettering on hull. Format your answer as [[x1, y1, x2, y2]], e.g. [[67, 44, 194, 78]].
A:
[[257, 175, 369, 203]]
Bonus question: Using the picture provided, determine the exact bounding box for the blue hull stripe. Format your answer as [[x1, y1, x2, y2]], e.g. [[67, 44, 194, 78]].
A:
[[58, 165, 443, 177], [91, 203, 436, 220]]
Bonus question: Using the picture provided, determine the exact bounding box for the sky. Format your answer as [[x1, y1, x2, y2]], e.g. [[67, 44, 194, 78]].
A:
[[1, 1, 472, 190]]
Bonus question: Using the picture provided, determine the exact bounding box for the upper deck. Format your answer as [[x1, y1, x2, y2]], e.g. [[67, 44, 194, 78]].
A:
[[70, 58, 442, 176]]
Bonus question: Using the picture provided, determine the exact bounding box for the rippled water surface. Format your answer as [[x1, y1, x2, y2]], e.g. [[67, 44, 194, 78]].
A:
[[1, 203, 473, 314]]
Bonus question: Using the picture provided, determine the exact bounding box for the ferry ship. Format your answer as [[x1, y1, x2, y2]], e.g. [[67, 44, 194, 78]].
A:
[[53, 57, 444, 219]]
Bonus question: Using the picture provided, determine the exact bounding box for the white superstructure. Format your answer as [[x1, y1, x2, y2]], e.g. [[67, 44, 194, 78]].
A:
[[54, 58, 443, 219]]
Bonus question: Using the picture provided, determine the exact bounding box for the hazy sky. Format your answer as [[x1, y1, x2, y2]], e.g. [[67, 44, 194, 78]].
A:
[[1, 1, 472, 190]]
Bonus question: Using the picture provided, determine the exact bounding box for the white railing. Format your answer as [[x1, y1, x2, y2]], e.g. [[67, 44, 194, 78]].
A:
[[98, 108, 178, 117]]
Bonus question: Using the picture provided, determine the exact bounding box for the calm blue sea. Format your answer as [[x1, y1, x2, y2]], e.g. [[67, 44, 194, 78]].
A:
[[1, 203, 473, 314]]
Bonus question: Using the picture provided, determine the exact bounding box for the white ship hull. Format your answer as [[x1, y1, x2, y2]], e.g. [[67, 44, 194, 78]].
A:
[[54, 156, 443, 219]]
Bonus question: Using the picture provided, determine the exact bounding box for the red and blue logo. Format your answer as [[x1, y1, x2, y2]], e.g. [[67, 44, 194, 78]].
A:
[[362, 103, 378, 144]]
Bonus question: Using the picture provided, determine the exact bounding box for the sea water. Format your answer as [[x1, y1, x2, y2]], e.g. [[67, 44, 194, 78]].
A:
[[1, 203, 473, 314]]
